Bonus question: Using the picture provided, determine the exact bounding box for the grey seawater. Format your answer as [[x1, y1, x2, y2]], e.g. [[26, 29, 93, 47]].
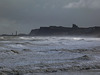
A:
[[0, 36, 100, 75]]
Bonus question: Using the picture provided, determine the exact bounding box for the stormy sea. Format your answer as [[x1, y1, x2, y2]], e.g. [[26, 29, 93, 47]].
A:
[[0, 36, 100, 75]]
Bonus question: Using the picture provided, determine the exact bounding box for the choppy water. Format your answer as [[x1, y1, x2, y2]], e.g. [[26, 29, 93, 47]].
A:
[[0, 36, 100, 75]]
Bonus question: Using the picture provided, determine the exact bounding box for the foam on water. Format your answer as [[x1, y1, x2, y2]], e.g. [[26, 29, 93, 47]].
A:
[[0, 36, 100, 74]]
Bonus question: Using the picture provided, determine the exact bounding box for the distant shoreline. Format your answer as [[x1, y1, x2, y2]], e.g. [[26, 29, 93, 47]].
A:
[[1, 24, 100, 37]]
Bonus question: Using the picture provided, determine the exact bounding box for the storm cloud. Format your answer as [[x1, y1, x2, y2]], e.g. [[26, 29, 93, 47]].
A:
[[64, 0, 100, 8], [0, 0, 100, 34]]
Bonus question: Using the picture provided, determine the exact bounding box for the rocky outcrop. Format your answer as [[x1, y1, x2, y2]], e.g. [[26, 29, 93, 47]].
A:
[[29, 24, 100, 37]]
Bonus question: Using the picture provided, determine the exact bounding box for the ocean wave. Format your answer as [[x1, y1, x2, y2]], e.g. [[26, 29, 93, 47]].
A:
[[0, 36, 100, 75], [0, 62, 100, 75]]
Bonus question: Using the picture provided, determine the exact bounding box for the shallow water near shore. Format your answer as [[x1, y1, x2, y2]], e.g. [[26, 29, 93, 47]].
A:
[[0, 36, 100, 75]]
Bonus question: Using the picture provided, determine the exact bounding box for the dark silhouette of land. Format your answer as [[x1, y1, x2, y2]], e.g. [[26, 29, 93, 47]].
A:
[[29, 24, 100, 37], [0, 24, 100, 37]]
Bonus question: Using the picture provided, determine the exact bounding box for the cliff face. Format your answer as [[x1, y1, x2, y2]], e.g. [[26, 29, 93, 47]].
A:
[[29, 25, 100, 37]]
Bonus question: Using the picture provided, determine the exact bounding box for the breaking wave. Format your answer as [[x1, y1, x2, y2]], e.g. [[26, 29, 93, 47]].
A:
[[0, 36, 100, 74]]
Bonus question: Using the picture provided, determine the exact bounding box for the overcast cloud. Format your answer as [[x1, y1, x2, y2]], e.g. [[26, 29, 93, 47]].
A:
[[0, 0, 100, 34], [64, 0, 100, 8]]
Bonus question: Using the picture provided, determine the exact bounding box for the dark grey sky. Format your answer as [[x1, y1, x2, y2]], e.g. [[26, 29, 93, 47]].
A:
[[0, 0, 100, 34]]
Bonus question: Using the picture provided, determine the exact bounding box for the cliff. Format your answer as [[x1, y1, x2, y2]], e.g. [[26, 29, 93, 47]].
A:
[[29, 24, 100, 37]]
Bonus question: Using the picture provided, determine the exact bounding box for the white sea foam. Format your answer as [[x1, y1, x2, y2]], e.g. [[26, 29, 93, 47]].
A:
[[19, 37, 35, 40], [0, 36, 100, 74]]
